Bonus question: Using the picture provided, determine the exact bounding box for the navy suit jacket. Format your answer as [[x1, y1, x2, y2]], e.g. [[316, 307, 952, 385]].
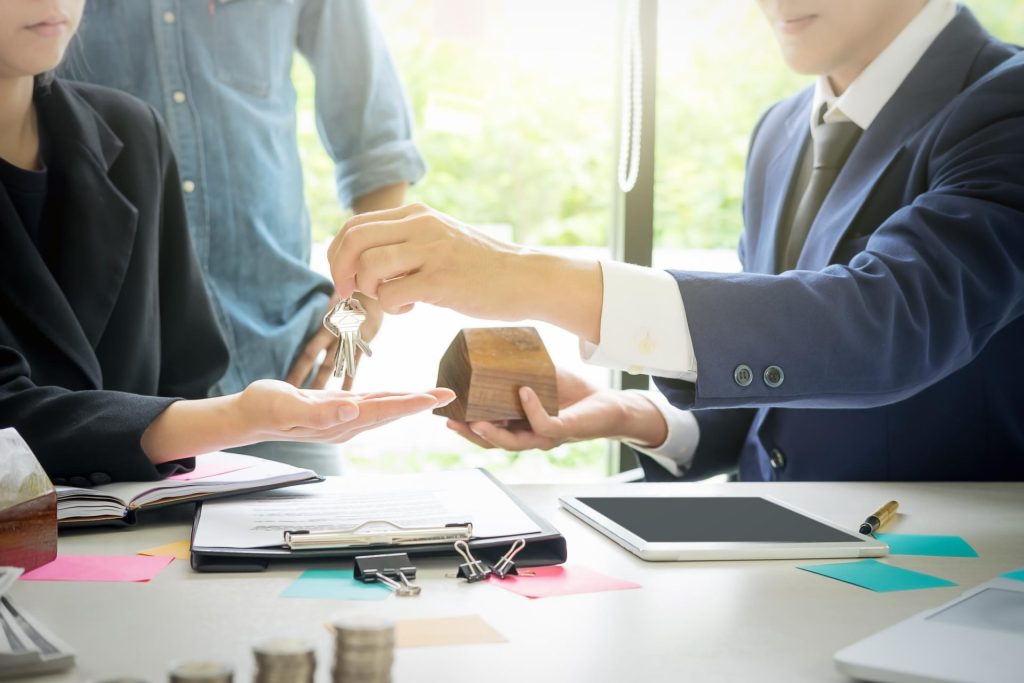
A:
[[645, 8, 1024, 481]]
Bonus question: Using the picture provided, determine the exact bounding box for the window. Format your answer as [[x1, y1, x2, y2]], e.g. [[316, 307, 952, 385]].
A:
[[297, 0, 621, 481], [297, 0, 1023, 480]]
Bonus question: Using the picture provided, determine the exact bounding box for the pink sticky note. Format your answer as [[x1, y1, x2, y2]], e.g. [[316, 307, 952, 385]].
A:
[[20, 555, 174, 582], [167, 460, 251, 481], [487, 565, 640, 599]]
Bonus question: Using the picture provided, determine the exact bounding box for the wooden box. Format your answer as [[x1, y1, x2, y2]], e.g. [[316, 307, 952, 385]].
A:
[[433, 327, 558, 422], [0, 429, 57, 572]]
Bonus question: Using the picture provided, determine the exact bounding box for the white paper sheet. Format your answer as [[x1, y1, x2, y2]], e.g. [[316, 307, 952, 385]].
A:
[[192, 469, 542, 549]]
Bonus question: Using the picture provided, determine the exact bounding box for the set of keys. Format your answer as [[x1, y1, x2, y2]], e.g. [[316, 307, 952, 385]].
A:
[[322, 298, 373, 379]]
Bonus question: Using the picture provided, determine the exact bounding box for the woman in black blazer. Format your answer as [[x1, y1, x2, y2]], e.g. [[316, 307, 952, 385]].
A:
[[0, 1, 452, 484]]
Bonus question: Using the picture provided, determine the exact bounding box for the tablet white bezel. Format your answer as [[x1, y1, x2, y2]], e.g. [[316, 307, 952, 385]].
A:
[[558, 494, 889, 561]]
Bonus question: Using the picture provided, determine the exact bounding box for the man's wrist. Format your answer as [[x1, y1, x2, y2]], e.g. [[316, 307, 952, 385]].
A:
[[617, 390, 669, 448], [521, 251, 602, 342]]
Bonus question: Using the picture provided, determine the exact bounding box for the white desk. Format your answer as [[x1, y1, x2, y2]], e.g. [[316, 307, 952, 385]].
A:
[[15, 481, 1024, 683]]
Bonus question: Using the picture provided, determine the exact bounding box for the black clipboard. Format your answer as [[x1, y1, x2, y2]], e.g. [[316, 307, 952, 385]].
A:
[[189, 469, 567, 572]]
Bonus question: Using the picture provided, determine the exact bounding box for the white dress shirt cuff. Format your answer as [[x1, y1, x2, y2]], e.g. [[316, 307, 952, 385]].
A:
[[622, 390, 700, 477], [579, 261, 698, 381]]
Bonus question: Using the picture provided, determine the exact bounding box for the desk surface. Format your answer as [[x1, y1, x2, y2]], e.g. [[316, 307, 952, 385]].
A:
[[15, 481, 1024, 683]]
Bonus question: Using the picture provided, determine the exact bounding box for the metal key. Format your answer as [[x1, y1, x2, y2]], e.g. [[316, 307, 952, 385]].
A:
[[322, 298, 373, 379]]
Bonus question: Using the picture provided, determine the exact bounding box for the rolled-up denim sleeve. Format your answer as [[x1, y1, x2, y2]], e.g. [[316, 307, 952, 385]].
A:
[[296, 0, 427, 208]]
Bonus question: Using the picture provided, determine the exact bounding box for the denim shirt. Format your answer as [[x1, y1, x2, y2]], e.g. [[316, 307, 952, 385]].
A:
[[63, 0, 426, 394]]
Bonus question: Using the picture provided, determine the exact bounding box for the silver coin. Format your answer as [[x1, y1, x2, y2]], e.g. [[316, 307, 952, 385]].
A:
[[331, 613, 395, 632], [334, 634, 395, 645], [333, 650, 393, 660], [331, 669, 391, 683], [254, 638, 315, 656], [168, 660, 233, 683], [254, 660, 316, 668]]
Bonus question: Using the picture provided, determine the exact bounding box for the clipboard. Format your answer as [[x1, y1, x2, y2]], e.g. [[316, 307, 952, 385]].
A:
[[189, 469, 567, 572]]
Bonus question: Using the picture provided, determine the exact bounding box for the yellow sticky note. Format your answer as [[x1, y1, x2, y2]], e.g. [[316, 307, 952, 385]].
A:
[[137, 539, 191, 561], [396, 615, 506, 649]]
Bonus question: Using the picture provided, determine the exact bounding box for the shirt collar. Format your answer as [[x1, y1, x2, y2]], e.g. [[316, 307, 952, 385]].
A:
[[811, 0, 957, 133]]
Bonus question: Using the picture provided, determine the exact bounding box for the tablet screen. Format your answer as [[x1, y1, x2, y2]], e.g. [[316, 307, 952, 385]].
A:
[[575, 497, 862, 544]]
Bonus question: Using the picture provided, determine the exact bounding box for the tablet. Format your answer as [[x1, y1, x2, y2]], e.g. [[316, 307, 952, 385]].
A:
[[835, 574, 1024, 683], [558, 495, 888, 561]]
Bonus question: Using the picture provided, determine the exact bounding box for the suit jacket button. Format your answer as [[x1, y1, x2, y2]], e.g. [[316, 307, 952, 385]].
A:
[[764, 365, 785, 388], [90, 472, 112, 486], [68, 476, 91, 488], [769, 448, 787, 470], [733, 364, 753, 387]]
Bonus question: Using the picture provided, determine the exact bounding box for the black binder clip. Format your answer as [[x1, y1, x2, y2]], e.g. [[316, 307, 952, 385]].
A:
[[491, 538, 527, 579], [454, 540, 492, 582], [354, 552, 421, 596]]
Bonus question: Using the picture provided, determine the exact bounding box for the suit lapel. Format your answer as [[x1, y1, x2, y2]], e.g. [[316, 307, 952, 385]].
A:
[[37, 82, 139, 350], [0, 82, 139, 386], [796, 8, 992, 270], [49, 145, 139, 349], [754, 90, 811, 275], [0, 186, 101, 385]]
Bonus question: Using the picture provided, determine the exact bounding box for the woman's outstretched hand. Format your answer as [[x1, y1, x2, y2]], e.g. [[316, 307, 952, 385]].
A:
[[141, 379, 455, 463]]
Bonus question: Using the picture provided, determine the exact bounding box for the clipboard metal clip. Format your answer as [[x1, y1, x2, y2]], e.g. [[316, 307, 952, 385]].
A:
[[283, 520, 473, 550], [454, 540, 492, 582], [354, 553, 422, 596], [492, 538, 527, 579]]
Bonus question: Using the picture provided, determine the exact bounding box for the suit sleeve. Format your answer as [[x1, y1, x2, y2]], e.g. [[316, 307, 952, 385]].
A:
[[0, 344, 181, 481], [638, 103, 777, 479], [658, 58, 1024, 411]]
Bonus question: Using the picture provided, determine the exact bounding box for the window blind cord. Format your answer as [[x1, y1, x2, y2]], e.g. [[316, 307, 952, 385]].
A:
[[617, 0, 643, 194]]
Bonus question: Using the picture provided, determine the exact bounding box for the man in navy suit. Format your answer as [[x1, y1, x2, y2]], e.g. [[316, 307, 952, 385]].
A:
[[324, 0, 1024, 481]]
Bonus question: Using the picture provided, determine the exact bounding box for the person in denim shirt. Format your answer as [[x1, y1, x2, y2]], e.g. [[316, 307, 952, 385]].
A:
[[63, 0, 425, 397]]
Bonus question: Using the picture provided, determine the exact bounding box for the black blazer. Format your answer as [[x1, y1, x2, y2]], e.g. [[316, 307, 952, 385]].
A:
[[0, 80, 228, 484]]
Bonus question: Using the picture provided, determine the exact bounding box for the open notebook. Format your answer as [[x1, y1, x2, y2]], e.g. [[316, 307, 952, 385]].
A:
[[55, 452, 322, 527]]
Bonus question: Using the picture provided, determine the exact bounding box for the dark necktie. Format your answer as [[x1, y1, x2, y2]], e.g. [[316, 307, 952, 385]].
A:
[[780, 111, 862, 271]]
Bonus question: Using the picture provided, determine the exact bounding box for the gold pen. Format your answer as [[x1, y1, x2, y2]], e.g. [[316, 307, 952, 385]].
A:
[[859, 500, 899, 535]]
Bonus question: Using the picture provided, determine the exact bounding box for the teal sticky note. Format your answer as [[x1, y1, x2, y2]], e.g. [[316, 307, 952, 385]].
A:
[[281, 569, 389, 601], [1002, 568, 1024, 582], [798, 559, 957, 592], [874, 533, 978, 558]]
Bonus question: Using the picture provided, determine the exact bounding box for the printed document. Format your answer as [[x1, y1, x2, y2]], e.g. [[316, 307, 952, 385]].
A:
[[192, 469, 542, 549]]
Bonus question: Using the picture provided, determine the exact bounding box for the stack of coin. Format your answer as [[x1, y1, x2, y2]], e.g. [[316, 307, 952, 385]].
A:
[[252, 638, 316, 683], [167, 660, 233, 683], [331, 614, 395, 683]]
